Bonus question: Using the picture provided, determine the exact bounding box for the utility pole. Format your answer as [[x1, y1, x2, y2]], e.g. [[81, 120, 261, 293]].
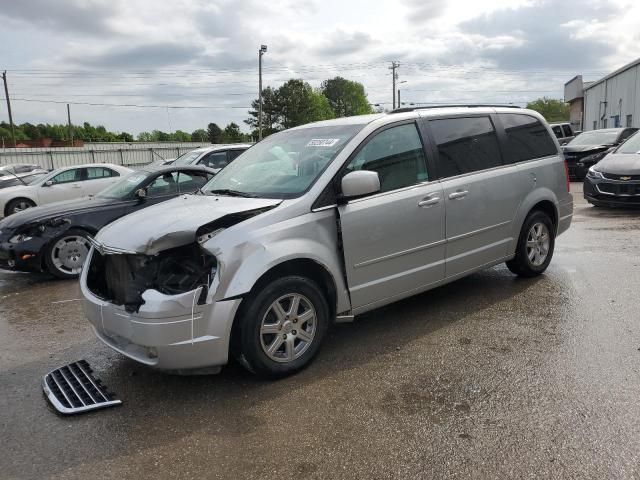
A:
[[398, 89, 401, 108], [389, 61, 399, 109], [67, 104, 74, 146], [2, 71, 16, 147], [258, 44, 268, 141]]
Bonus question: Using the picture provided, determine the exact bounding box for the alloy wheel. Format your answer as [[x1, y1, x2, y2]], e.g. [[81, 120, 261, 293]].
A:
[[259, 293, 317, 363], [51, 235, 91, 275], [526, 222, 550, 267]]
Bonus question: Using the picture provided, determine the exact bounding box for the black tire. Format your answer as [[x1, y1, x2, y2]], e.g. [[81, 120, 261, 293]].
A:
[[6, 198, 36, 216], [44, 229, 92, 279], [506, 210, 555, 277], [235, 276, 330, 378]]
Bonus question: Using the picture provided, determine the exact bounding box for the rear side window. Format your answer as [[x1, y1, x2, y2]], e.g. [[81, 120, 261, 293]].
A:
[[499, 114, 557, 163], [552, 125, 562, 138], [87, 167, 118, 179], [429, 116, 502, 178], [562, 125, 573, 137]]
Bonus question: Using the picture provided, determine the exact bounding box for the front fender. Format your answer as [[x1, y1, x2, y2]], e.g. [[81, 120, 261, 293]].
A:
[[209, 209, 351, 314]]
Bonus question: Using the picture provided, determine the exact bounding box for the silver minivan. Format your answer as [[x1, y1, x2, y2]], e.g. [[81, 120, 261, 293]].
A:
[[81, 107, 573, 377]]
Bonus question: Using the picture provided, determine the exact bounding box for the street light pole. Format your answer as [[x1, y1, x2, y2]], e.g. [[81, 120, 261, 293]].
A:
[[258, 44, 268, 141]]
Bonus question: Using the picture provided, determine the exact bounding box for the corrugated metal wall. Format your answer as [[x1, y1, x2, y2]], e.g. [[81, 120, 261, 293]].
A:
[[584, 63, 640, 131]]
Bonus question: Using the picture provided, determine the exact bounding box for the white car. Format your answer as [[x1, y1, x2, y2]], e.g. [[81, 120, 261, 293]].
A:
[[162, 144, 252, 173], [0, 163, 133, 217]]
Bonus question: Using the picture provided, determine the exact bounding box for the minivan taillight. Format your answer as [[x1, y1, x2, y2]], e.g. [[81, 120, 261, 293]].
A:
[[563, 159, 570, 192]]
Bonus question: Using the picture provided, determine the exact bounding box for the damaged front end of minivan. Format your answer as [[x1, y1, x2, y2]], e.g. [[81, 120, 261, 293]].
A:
[[80, 197, 281, 372]]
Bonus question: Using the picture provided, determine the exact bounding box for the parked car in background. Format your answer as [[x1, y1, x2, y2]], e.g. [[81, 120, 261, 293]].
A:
[[161, 144, 252, 172], [81, 106, 572, 378], [0, 163, 132, 217], [0, 171, 48, 190], [0, 165, 216, 278], [550, 122, 575, 145], [0, 163, 46, 177], [562, 127, 638, 180], [584, 130, 640, 208]]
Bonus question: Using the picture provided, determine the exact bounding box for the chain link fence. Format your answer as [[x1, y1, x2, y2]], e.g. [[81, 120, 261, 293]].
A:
[[0, 142, 214, 170]]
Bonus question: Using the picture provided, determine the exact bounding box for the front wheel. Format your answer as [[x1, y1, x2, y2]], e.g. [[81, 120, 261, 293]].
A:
[[44, 229, 92, 279], [235, 276, 330, 378], [506, 210, 555, 277]]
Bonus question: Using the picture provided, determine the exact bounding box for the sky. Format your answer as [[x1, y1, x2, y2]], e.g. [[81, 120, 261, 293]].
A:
[[1, 0, 639, 137]]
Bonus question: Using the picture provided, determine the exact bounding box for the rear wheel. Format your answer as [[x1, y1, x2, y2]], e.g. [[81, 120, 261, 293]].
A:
[[44, 229, 92, 279], [6, 198, 36, 216], [506, 210, 555, 277], [235, 276, 329, 378]]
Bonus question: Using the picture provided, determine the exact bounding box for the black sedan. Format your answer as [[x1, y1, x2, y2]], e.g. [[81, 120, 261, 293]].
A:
[[0, 165, 215, 279], [562, 127, 638, 180], [584, 130, 640, 208]]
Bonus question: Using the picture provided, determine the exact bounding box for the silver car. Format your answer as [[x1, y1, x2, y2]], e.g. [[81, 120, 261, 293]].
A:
[[81, 107, 573, 377]]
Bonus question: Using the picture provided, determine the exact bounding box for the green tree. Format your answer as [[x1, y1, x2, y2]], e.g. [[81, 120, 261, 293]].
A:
[[137, 132, 153, 141], [277, 79, 334, 129], [245, 86, 281, 137], [191, 129, 208, 142], [207, 123, 223, 143], [220, 122, 245, 143], [526, 97, 570, 122], [320, 77, 373, 117], [172, 130, 192, 141]]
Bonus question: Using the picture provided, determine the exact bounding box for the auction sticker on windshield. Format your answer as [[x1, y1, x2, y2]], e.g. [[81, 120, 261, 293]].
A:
[[307, 139, 340, 147]]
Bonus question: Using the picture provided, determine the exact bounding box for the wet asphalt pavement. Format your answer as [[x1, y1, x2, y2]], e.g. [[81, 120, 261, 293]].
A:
[[2, 183, 640, 479]]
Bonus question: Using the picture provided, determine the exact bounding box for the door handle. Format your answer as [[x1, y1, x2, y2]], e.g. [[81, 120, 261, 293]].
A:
[[448, 190, 468, 200], [418, 196, 440, 207]]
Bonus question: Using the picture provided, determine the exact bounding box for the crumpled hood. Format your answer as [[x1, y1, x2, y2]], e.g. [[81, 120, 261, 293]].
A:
[[95, 194, 281, 254], [0, 196, 113, 229], [595, 153, 640, 174]]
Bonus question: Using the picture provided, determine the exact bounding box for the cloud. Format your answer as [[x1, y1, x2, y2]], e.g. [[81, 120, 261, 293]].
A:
[[403, 0, 448, 23], [0, 0, 117, 35], [459, 0, 621, 69], [71, 43, 204, 68], [315, 31, 375, 56]]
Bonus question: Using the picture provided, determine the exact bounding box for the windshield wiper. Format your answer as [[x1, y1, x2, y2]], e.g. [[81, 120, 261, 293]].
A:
[[207, 189, 257, 198]]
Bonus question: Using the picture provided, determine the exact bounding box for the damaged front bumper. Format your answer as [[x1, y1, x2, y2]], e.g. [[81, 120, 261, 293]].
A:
[[80, 246, 242, 371]]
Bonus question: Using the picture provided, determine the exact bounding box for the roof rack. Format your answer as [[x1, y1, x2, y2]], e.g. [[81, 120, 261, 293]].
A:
[[391, 104, 522, 113]]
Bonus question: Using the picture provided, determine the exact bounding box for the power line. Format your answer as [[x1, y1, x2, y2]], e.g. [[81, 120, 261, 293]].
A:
[[1, 97, 251, 109]]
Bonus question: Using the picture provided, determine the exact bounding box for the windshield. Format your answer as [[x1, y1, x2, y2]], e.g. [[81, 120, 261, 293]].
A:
[[25, 173, 47, 185], [617, 131, 640, 154], [173, 150, 205, 166], [97, 171, 150, 198], [569, 130, 619, 146], [201, 125, 363, 198]]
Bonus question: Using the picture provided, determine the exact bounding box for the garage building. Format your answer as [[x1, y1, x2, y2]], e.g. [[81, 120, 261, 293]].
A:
[[582, 57, 640, 131]]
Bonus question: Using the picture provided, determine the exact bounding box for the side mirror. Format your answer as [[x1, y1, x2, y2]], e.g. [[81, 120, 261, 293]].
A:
[[341, 170, 380, 200], [135, 188, 147, 199], [44, 180, 53, 187]]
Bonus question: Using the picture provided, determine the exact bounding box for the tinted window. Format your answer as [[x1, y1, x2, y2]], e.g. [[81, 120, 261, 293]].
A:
[[619, 128, 637, 142], [87, 167, 117, 179], [176, 171, 209, 193], [430, 117, 501, 177], [200, 152, 228, 169], [147, 172, 178, 197], [552, 126, 562, 138], [344, 123, 428, 193], [499, 114, 557, 163], [51, 169, 81, 184], [227, 149, 244, 161], [562, 125, 573, 137]]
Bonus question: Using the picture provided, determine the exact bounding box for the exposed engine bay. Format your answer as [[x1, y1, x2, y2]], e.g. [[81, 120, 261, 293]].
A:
[[86, 243, 216, 313]]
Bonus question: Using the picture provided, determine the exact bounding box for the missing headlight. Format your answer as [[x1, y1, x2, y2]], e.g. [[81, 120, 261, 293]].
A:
[[87, 243, 217, 313]]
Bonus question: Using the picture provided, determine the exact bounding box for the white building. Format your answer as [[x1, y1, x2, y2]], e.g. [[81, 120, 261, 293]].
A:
[[583, 58, 640, 131]]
